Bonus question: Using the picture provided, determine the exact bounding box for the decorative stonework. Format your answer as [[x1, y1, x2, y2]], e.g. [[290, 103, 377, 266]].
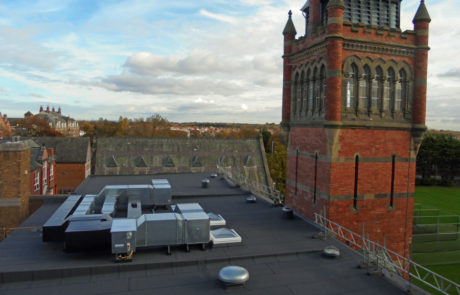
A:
[[343, 39, 416, 57], [290, 42, 327, 64]]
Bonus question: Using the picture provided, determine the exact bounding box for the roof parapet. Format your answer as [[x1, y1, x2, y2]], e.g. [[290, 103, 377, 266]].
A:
[[327, 0, 345, 9]]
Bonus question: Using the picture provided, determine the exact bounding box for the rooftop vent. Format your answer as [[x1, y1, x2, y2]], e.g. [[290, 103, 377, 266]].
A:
[[207, 212, 226, 227], [218, 266, 249, 286], [246, 195, 256, 203], [322, 245, 341, 258], [282, 206, 294, 219], [202, 178, 210, 188]]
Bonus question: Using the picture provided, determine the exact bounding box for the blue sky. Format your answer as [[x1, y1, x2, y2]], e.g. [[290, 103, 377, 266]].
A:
[[0, 0, 459, 131]]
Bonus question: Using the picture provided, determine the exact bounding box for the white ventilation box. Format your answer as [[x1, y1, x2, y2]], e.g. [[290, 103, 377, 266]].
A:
[[210, 228, 241, 245], [207, 212, 226, 227]]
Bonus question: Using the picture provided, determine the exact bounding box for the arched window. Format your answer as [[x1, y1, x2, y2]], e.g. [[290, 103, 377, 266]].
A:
[[320, 0, 329, 26], [351, 0, 359, 24], [374, 66, 384, 112], [344, 0, 400, 28], [308, 70, 314, 114], [294, 72, 301, 116], [346, 63, 358, 111], [319, 66, 326, 114], [360, 65, 371, 112], [353, 154, 359, 210], [299, 71, 305, 116], [398, 69, 407, 113], [306, 69, 312, 114], [387, 68, 396, 113], [302, 72, 308, 115], [313, 68, 319, 113]]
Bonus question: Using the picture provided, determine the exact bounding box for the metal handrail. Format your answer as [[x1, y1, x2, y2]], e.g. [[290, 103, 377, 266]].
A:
[[217, 165, 283, 204], [314, 213, 460, 295]]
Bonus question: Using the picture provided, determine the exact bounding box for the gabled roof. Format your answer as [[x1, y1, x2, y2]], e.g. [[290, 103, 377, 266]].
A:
[[105, 155, 118, 168], [30, 147, 42, 171], [94, 137, 269, 186], [134, 156, 147, 168], [30, 137, 90, 163]]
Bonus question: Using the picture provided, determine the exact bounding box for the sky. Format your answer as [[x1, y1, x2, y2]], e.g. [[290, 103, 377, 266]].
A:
[[0, 0, 459, 130]]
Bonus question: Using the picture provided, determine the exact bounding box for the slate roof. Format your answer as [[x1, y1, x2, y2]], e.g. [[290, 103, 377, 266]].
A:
[[30, 137, 90, 163], [0, 173, 411, 295], [30, 147, 43, 171], [94, 137, 270, 186]]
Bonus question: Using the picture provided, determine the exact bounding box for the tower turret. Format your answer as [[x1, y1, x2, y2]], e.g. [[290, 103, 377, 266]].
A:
[[412, 0, 431, 126], [281, 0, 430, 259], [282, 11, 297, 124], [325, 0, 344, 121]]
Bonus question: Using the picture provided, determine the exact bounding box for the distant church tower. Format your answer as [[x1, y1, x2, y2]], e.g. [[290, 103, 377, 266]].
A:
[[282, 0, 430, 258]]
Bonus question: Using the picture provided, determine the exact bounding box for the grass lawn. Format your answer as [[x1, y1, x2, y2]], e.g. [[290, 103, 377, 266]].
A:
[[414, 186, 460, 215], [426, 263, 460, 283], [412, 186, 460, 285]]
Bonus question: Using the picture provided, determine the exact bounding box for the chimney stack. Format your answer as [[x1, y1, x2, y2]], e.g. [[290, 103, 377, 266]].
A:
[[46, 105, 50, 112], [52, 106, 55, 112], [40, 106, 44, 112], [58, 106, 61, 114]]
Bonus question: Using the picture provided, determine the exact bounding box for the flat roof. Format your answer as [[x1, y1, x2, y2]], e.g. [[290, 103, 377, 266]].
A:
[[0, 173, 407, 294]]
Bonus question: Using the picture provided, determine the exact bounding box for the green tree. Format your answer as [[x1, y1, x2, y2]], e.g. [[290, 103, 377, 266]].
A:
[[267, 142, 287, 196], [417, 133, 460, 185], [261, 127, 272, 152]]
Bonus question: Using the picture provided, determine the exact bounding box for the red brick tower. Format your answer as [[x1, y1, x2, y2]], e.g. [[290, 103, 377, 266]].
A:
[[282, 0, 430, 258]]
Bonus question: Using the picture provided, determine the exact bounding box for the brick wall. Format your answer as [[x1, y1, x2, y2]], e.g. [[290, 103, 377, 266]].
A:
[[0, 145, 30, 228], [282, 1, 429, 260], [56, 163, 87, 193], [286, 126, 416, 256]]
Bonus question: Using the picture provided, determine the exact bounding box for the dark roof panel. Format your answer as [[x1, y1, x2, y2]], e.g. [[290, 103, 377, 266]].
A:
[[30, 137, 90, 163]]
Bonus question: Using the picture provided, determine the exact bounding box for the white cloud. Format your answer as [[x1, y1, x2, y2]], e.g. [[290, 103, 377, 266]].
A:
[[0, 25, 66, 71], [1, 0, 460, 129], [199, 9, 237, 24]]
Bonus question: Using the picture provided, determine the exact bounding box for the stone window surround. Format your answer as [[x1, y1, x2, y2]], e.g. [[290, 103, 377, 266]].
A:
[[34, 171, 40, 192], [291, 58, 327, 120], [342, 55, 412, 119]]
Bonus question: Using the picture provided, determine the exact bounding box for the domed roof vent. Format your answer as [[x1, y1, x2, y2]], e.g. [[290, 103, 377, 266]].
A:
[[322, 245, 341, 258], [218, 266, 249, 286]]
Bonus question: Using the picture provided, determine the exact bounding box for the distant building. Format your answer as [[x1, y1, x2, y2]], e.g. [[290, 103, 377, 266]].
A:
[[94, 137, 271, 186], [0, 112, 12, 139], [35, 106, 80, 137], [31, 137, 91, 194], [29, 142, 57, 195]]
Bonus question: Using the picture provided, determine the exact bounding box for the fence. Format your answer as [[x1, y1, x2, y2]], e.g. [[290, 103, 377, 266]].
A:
[[217, 165, 283, 204], [412, 211, 460, 253], [314, 213, 460, 295]]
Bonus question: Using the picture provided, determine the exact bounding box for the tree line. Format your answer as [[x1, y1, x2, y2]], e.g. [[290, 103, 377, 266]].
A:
[[416, 132, 460, 186]]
